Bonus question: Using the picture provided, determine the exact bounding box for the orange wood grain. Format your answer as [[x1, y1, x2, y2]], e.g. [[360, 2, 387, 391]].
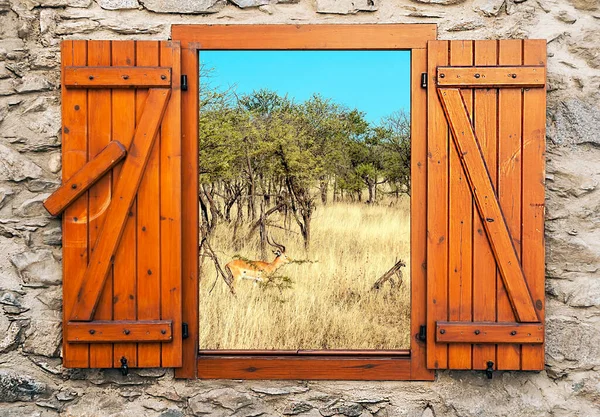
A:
[[436, 66, 545, 88], [159, 41, 183, 368], [436, 322, 543, 344], [472, 40, 498, 370], [135, 41, 163, 368], [67, 321, 172, 343], [174, 44, 200, 379], [497, 39, 523, 370], [410, 48, 435, 381], [61, 40, 90, 368], [438, 87, 539, 323], [426, 40, 449, 370], [44, 141, 126, 216], [111, 40, 138, 368], [447, 40, 473, 370], [521, 40, 547, 371], [172, 24, 437, 50], [198, 356, 412, 380], [87, 40, 114, 368], [70, 88, 170, 322], [65, 66, 171, 88]]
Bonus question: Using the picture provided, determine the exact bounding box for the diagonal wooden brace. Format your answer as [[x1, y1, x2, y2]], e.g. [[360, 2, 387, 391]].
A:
[[44, 141, 127, 216], [70, 88, 171, 322], [438, 88, 539, 323]]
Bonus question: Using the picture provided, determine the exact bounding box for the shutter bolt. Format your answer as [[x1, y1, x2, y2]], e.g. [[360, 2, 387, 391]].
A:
[[474, 73, 481, 78], [439, 329, 446, 334], [120, 357, 129, 376], [161, 74, 167, 80], [512, 73, 517, 78], [71, 184, 77, 189], [88, 75, 94, 80], [161, 329, 167, 335], [439, 73, 445, 78], [89, 329, 95, 335], [474, 330, 481, 335], [123, 329, 130, 335], [511, 330, 517, 335], [123, 75, 129, 80]]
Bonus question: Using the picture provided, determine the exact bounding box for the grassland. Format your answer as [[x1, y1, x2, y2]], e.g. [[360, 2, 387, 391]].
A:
[[199, 196, 411, 350]]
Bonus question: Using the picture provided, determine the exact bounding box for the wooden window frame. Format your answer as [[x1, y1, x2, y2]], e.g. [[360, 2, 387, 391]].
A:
[[171, 24, 437, 380]]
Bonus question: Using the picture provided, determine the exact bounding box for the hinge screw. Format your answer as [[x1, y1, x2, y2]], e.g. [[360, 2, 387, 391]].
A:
[[161, 74, 167, 80], [89, 75, 94, 80], [475, 73, 481, 78], [512, 73, 517, 78], [71, 184, 77, 189], [123, 329, 130, 335], [474, 330, 481, 335], [439, 73, 445, 78], [439, 329, 446, 334], [123, 75, 129, 80], [511, 330, 517, 335], [89, 329, 95, 335], [161, 329, 166, 335]]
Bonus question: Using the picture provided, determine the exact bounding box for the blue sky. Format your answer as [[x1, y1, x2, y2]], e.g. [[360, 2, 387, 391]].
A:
[[199, 50, 411, 124]]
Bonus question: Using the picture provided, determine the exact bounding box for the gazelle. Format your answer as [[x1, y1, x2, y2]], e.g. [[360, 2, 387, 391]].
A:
[[225, 235, 290, 290]]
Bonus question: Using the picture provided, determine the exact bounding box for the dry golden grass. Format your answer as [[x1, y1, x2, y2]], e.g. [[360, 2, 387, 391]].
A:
[[199, 196, 411, 350]]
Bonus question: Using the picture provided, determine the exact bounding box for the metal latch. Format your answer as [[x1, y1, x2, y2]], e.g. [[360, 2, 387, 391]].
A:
[[486, 361, 494, 379], [182, 322, 189, 340], [421, 73, 427, 89], [120, 356, 129, 376]]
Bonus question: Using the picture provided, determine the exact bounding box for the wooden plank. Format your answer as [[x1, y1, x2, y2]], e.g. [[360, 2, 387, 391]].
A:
[[70, 88, 171, 322], [172, 24, 437, 50], [438, 88, 539, 324], [436, 322, 543, 344], [521, 40, 547, 371], [409, 48, 434, 381], [111, 40, 138, 369], [198, 356, 412, 380], [426, 40, 449, 370], [44, 141, 126, 216], [67, 321, 172, 343], [159, 41, 183, 368], [87, 40, 113, 368], [61, 40, 90, 368], [437, 65, 545, 88], [175, 44, 199, 379], [65, 66, 171, 88], [497, 39, 523, 370], [447, 40, 473, 370], [136, 41, 163, 368], [472, 40, 498, 370]]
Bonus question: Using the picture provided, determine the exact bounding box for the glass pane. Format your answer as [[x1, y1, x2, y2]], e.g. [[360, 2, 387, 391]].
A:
[[199, 50, 411, 350]]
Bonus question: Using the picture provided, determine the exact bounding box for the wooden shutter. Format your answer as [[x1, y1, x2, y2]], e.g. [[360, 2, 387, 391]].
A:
[[426, 40, 546, 371], [51, 40, 182, 369]]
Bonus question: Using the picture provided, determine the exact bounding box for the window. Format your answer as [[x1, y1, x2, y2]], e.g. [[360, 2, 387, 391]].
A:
[[55, 26, 547, 380]]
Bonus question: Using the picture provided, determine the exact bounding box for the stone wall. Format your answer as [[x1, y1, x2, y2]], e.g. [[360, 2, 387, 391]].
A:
[[0, 0, 599, 416]]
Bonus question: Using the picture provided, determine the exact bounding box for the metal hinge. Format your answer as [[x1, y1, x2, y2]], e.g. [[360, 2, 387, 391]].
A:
[[421, 73, 427, 89], [181, 74, 188, 91], [182, 322, 189, 339], [418, 325, 427, 342]]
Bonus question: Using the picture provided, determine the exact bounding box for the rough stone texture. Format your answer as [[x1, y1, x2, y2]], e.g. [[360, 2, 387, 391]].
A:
[[0, 0, 598, 416], [138, 0, 226, 13], [316, 0, 378, 14]]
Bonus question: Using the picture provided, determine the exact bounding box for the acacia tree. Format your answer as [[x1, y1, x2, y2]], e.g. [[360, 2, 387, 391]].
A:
[[199, 85, 411, 249]]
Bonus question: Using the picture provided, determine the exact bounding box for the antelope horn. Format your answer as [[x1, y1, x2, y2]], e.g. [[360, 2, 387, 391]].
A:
[[266, 233, 285, 253]]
